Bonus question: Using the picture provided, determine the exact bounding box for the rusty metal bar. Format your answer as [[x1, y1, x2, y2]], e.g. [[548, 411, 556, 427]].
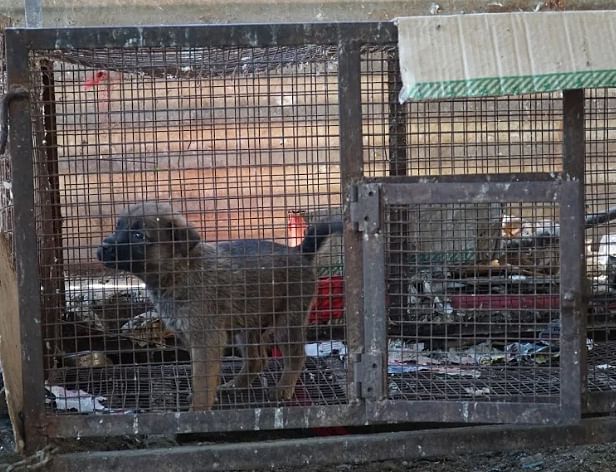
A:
[[366, 400, 571, 425], [384, 46, 413, 372], [559, 89, 586, 421], [354, 183, 387, 402], [45, 404, 365, 439], [38, 60, 64, 373], [8, 22, 396, 50], [387, 47, 407, 178], [5, 29, 47, 453], [364, 172, 563, 184], [0, 86, 29, 155], [46, 416, 616, 472], [380, 180, 562, 205], [338, 37, 365, 406]]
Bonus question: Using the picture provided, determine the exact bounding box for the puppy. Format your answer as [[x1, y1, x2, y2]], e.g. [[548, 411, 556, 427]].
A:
[[97, 201, 341, 410]]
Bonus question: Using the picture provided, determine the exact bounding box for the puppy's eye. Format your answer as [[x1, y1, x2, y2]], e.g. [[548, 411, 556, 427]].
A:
[[132, 231, 145, 241]]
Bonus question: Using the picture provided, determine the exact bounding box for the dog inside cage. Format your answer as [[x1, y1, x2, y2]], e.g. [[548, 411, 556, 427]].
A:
[[18, 37, 615, 422], [95, 200, 341, 410], [35, 44, 348, 413]]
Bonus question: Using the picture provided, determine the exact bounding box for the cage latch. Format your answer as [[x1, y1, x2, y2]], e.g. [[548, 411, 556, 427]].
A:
[[350, 183, 381, 234], [0, 86, 29, 155]]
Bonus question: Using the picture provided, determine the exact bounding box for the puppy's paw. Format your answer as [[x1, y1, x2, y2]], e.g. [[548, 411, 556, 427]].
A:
[[270, 385, 295, 402], [189, 402, 213, 411], [188, 392, 215, 411]]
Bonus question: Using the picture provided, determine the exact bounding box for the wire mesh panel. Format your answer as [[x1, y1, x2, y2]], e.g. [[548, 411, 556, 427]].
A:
[[385, 201, 561, 403], [361, 44, 563, 178], [586, 88, 616, 407], [364, 94, 564, 177], [0, 23, 11, 244]]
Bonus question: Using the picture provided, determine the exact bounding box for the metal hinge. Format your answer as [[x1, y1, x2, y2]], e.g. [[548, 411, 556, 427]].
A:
[[352, 352, 363, 399], [353, 351, 385, 400], [0, 86, 29, 155], [349, 182, 381, 234]]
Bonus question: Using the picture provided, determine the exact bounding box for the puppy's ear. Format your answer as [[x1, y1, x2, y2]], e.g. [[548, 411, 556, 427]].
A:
[[169, 216, 201, 256]]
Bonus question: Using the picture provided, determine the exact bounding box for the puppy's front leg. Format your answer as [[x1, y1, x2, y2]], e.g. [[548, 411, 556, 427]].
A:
[[190, 330, 227, 411]]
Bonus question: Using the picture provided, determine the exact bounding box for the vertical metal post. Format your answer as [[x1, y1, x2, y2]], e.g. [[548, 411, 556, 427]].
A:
[[337, 38, 365, 405], [559, 89, 586, 423], [24, 0, 43, 27], [39, 60, 64, 372], [357, 184, 387, 402], [5, 30, 47, 452], [387, 48, 407, 178], [0, 15, 14, 251]]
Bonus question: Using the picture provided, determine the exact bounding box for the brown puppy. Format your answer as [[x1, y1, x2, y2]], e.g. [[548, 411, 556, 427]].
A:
[[97, 201, 341, 410]]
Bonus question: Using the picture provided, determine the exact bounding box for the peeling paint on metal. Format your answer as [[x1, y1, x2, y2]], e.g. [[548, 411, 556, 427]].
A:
[[274, 408, 284, 429], [253, 408, 261, 430]]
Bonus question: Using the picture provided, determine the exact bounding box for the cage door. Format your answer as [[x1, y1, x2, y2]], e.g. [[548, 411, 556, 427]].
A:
[[353, 180, 585, 425]]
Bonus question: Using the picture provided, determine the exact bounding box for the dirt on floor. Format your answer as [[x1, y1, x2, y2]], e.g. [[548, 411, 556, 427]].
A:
[[269, 444, 616, 472]]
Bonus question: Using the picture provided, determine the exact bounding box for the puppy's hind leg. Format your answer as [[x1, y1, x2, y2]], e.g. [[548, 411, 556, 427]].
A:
[[190, 329, 227, 411], [220, 329, 266, 390], [271, 322, 306, 402]]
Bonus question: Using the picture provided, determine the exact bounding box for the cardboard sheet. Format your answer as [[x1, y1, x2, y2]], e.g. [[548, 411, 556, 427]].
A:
[[396, 11, 616, 102]]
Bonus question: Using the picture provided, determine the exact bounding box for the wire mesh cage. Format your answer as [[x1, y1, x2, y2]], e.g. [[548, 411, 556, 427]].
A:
[[0, 23, 597, 448], [585, 88, 616, 401]]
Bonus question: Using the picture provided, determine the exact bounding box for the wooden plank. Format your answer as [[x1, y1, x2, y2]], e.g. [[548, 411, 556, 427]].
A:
[[0, 233, 25, 453]]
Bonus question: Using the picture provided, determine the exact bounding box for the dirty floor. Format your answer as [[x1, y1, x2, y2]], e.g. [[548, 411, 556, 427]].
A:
[[269, 444, 616, 472]]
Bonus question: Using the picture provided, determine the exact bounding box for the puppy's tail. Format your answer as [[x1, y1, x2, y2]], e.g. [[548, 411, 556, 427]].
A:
[[298, 218, 343, 261]]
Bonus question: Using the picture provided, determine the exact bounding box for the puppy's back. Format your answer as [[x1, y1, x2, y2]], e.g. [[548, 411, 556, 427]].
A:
[[208, 239, 315, 317]]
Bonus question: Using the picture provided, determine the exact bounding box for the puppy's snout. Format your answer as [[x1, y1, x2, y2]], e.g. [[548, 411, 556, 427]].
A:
[[97, 238, 115, 262]]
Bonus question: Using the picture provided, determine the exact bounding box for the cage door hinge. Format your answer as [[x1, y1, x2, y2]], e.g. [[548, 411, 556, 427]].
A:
[[352, 353, 363, 399], [353, 351, 385, 401], [349, 183, 381, 234]]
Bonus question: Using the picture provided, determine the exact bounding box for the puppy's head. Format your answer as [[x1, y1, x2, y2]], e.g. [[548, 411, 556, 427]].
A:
[[97, 201, 201, 276]]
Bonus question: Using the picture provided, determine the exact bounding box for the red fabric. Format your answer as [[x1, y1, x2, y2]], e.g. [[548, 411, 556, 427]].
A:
[[308, 276, 345, 324]]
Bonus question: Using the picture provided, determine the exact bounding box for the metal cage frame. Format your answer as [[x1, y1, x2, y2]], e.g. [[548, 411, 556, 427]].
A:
[[2, 22, 590, 452]]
